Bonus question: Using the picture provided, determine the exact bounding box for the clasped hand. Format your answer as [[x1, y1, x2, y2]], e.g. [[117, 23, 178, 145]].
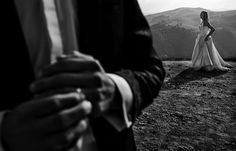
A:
[[2, 52, 117, 151], [31, 51, 117, 115]]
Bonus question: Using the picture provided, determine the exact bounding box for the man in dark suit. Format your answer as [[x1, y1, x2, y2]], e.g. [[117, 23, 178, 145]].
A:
[[0, 0, 165, 151]]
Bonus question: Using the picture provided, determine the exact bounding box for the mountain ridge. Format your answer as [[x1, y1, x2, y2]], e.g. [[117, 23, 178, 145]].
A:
[[145, 7, 236, 60]]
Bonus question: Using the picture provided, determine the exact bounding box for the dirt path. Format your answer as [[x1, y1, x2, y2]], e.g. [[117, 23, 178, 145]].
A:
[[134, 61, 236, 151]]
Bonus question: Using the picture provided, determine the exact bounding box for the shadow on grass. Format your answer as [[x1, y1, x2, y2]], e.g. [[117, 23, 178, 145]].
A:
[[163, 68, 228, 89]]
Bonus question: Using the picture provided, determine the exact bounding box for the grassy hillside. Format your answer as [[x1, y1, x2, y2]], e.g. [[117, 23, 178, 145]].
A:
[[134, 61, 236, 151]]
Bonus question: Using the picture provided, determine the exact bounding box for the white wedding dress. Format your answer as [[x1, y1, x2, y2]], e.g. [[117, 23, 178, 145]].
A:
[[191, 22, 232, 71]]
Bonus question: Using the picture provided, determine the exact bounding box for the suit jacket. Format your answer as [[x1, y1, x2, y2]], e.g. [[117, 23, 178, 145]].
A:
[[1, 0, 165, 150]]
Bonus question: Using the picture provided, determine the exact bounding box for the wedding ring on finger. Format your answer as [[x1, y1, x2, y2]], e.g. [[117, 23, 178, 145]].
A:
[[76, 88, 86, 101]]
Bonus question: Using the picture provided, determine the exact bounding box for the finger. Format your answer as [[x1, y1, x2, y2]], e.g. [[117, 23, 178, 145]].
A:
[[82, 89, 102, 116], [40, 59, 101, 78], [57, 51, 94, 61], [68, 119, 88, 138], [82, 87, 114, 104], [65, 119, 89, 149], [39, 101, 92, 131], [72, 51, 94, 60], [59, 100, 92, 128], [22, 92, 84, 117], [82, 88, 112, 116], [34, 87, 77, 99], [56, 54, 68, 62], [82, 89, 101, 104], [31, 73, 103, 94], [45, 119, 88, 150]]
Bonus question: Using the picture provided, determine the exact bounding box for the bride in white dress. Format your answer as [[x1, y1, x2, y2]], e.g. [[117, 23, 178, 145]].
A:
[[191, 11, 233, 71]]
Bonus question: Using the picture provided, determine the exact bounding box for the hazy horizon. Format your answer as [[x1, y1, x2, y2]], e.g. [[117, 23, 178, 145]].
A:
[[138, 0, 236, 15], [143, 7, 236, 16]]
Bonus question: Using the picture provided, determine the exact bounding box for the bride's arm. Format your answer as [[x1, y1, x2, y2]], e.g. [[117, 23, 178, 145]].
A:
[[205, 22, 215, 41]]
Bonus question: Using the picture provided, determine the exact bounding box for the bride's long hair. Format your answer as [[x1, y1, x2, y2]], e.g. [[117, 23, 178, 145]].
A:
[[200, 11, 210, 26]]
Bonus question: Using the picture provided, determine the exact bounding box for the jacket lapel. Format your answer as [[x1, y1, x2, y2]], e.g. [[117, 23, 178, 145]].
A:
[[0, 1, 35, 110]]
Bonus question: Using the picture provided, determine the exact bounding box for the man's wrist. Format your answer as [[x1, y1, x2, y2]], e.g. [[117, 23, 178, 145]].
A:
[[103, 74, 133, 131]]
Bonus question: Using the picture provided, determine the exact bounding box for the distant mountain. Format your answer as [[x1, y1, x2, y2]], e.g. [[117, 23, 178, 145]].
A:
[[146, 7, 236, 60]]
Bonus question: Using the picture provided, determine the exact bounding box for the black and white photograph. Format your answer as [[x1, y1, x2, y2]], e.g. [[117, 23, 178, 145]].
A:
[[0, 0, 235, 151]]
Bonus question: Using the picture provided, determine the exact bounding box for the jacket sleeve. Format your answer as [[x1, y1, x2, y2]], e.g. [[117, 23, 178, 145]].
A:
[[115, 0, 165, 122]]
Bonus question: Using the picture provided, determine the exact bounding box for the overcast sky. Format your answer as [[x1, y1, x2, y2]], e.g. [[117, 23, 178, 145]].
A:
[[138, 0, 236, 15]]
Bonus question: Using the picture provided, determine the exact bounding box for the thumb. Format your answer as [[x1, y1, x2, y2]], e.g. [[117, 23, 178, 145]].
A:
[[72, 51, 94, 60]]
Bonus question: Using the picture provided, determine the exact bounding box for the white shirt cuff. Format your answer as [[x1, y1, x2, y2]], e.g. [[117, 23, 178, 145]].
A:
[[0, 111, 8, 151], [104, 74, 133, 132]]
